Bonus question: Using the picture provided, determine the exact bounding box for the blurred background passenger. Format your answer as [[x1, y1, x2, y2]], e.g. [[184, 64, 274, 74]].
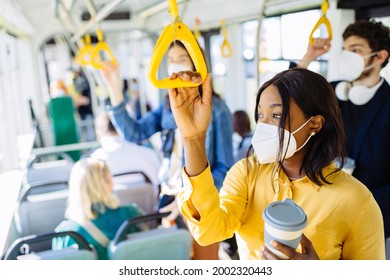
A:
[[47, 79, 80, 161], [52, 157, 145, 260], [91, 111, 161, 199], [232, 110, 253, 162]]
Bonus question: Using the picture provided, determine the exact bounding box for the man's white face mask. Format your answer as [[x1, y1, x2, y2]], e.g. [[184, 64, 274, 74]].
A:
[[338, 50, 377, 82], [336, 50, 382, 105]]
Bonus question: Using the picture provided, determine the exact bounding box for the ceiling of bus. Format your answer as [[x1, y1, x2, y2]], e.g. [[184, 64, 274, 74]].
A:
[[22, 0, 390, 46], [16, 0, 326, 36]]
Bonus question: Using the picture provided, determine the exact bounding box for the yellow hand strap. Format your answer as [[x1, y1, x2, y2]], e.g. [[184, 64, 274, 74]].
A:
[[193, 18, 201, 40], [147, 0, 207, 89], [74, 34, 94, 66], [220, 19, 232, 57], [309, 0, 332, 45], [90, 28, 117, 69]]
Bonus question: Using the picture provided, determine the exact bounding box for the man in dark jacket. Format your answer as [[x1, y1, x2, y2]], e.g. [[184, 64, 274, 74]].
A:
[[296, 19, 390, 258]]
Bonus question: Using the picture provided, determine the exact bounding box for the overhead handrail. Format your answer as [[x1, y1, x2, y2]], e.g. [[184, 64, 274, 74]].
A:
[[220, 19, 232, 58], [308, 0, 332, 45], [90, 28, 117, 69], [70, 0, 126, 43], [147, 0, 207, 89]]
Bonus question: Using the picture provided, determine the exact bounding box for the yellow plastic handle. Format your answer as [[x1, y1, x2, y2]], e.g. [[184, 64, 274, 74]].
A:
[[309, 0, 332, 44], [75, 35, 94, 66], [89, 29, 117, 69], [220, 19, 232, 57], [168, 0, 179, 19], [75, 45, 95, 66], [221, 39, 232, 58], [309, 16, 332, 45], [90, 41, 117, 69], [147, 22, 207, 88]]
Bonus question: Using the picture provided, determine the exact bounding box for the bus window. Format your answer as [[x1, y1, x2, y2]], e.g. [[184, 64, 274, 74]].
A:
[[375, 17, 390, 83], [242, 20, 259, 128], [209, 33, 226, 96], [259, 9, 329, 86]]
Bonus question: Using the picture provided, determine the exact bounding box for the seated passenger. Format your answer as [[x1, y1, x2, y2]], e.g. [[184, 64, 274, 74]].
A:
[[52, 157, 145, 260], [91, 111, 161, 197]]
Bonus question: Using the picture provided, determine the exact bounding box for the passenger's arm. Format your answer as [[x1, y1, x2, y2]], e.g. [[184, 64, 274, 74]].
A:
[[298, 38, 331, 68], [211, 102, 234, 190], [177, 159, 248, 246], [167, 73, 212, 178], [98, 61, 163, 142], [109, 102, 163, 143], [99, 61, 123, 107], [168, 72, 244, 245]]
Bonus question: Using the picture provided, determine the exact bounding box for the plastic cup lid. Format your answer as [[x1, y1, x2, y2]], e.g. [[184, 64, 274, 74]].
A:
[[262, 198, 307, 231]]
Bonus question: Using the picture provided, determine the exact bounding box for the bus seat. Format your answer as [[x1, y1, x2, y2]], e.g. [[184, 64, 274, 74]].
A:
[[4, 231, 97, 260], [113, 183, 155, 214], [14, 181, 69, 237], [108, 212, 191, 260], [112, 171, 156, 214], [25, 152, 74, 186]]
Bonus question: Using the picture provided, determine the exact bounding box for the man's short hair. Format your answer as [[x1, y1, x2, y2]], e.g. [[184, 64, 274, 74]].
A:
[[343, 19, 390, 68]]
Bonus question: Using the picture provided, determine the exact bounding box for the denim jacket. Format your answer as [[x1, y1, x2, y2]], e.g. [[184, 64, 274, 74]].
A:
[[109, 95, 234, 190]]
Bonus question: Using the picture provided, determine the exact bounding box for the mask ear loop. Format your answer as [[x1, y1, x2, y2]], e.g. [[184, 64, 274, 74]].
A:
[[291, 116, 315, 153], [291, 116, 314, 135], [295, 131, 316, 153], [361, 51, 379, 72]]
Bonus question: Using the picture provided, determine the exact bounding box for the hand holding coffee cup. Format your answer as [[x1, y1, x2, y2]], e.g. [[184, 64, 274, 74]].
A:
[[262, 198, 307, 259]]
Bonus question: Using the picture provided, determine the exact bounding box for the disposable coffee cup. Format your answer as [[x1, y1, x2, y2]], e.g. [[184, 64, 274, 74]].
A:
[[262, 198, 307, 259]]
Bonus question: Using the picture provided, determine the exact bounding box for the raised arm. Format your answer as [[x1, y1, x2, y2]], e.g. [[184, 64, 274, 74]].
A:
[[99, 61, 124, 107], [168, 72, 212, 176], [99, 61, 162, 142], [298, 38, 331, 68], [167, 72, 212, 178]]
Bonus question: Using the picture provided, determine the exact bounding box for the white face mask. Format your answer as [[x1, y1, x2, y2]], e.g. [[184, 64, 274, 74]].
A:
[[167, 63, 192, 77], [335, 79, 383, 105], [251, 117, 314, 164], [52, 90, 66, 97], [338, 50, 377, 82], [131, 84, 139, 92]]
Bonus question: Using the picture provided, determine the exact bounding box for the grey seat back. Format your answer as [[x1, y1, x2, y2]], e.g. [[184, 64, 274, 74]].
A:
[[4, 231, 97, 260], [113, 171, 156, 214], [25, 152, 74, 186], [14, 181, 68, 237], [108, 212, 191, 260]]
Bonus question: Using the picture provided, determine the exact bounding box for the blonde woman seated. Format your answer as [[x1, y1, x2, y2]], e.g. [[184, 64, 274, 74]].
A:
[[52, 157, 145, 259]]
